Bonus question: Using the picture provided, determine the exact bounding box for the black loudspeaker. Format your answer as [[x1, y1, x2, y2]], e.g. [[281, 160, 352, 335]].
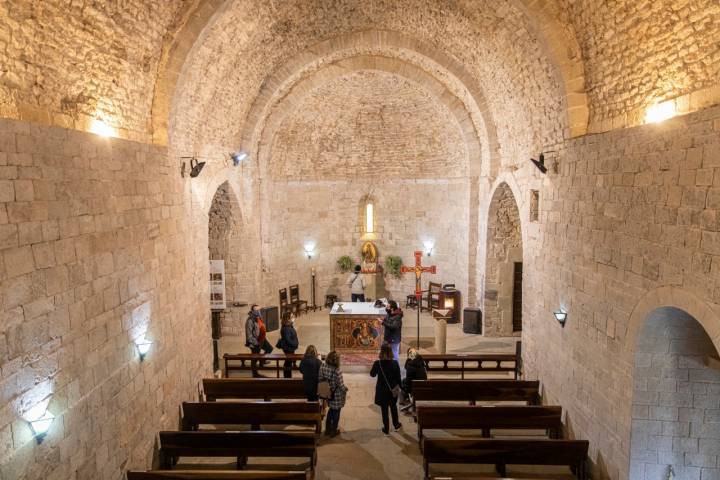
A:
[[262, 306, 279, 332], [463, 308, 482, 334]]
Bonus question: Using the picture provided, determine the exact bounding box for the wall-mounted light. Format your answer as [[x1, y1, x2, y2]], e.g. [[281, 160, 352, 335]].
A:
[[25, 404, 55, 444], [89, 118, 117, 138], [423, 240, 434, 257], [645, 100, 676, 124], [303, 242, 316, 259], [554, 308, 568, 327], [135, 337, 153, 361], [230, 150, 248, 166]]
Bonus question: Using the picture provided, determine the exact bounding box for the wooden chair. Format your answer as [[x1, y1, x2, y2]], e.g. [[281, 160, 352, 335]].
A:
[[157, 431, 317, 471], [421, 282, 442, 312], [422, 438, 589, 480], [181, 401, 322, 433], [279, 288, 292, 318], [128, 471, 308, 479], [289, 284, 308, 315]]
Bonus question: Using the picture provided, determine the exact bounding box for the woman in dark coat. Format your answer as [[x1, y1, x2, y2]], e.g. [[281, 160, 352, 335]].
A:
[[370, 343, 403, 434], [400, 347, 427, 411], [298, 345, 321, 401], [277, 312, 299, 378]]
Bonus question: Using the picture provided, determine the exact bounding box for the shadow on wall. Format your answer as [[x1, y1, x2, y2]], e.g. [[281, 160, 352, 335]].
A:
[[629, 307, 720, 480]]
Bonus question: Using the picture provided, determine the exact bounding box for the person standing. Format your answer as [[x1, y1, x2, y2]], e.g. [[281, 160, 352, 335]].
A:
[[245, 304, 273, 377], [347, 265, 366, 302], [370, 343, 403, 434], [299, 345, 322, 401], [319, 350, 348, 437], [277, 312, 299, 378], [382, 300, 403, 361]]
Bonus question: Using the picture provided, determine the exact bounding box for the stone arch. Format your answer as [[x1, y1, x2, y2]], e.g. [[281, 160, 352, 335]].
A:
[[628, 305, 720, 479], [482, 181, 524, 337], [208, 181, 244, 303]]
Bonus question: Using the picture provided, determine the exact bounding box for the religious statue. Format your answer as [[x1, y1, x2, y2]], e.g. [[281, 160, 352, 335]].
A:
[[361, 241, 378, 264]]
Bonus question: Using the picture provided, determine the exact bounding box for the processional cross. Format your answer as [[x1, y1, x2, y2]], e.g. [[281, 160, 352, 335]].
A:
[[401, 251, 437, 349]]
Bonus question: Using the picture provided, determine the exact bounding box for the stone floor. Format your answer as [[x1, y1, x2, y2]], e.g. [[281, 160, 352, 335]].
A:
[[211, 309, 568, 479]]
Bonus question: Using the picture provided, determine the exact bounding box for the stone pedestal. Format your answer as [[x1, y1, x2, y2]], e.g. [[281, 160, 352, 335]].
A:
[[433, 316, 448, 354]]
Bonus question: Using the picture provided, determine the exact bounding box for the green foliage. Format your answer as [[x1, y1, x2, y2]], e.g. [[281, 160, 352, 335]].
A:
[[337, 255, 353, 272], [384, 255, 403, 279]]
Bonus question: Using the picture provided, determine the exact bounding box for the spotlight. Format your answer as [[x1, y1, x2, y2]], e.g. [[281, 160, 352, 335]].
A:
[[231, 151, 248, 166], [181, 157, 206, 178], [423, 240, 434, 257], [25, 406, 54, 444], [531, 153, 547, 174], [303, 242, 316, 259], [135, 338, 153, 361], [554, 309, 568, 327]]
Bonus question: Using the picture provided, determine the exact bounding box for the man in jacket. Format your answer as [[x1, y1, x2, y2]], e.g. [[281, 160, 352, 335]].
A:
[[347, 265, 366, 302], [382, 300, 403, 361]]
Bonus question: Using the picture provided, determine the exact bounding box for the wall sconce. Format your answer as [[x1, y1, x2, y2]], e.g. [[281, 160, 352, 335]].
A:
[[303, 242, 316, 259], [645, 100, 676, 124], [25, 407, 55, 444], [554, 308, 568, 327], [423, 240, 434, 257], [135, 337, 153, 361], [230, 150, 248, 166], [89, 118, 117, 138]]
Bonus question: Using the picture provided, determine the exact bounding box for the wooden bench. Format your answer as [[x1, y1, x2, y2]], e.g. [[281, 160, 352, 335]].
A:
[[224, 354, 305, 378], [422, 438, 589, 480], [128, 471, 308, 479], [158, 431, 316, 471], [201, 378, 306, 402], [181, 401, 322, 433], [411, 380, 541, 413], [416, 405, 563, 442], [422, 341, 522, 379]]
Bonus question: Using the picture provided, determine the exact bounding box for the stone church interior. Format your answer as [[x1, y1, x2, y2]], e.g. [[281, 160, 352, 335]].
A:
[[1, 1, 719, 479]]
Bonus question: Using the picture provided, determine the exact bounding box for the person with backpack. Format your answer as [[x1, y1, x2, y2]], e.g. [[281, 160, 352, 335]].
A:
[[346, 265, 366, 302], [244, 304, 273, 377]]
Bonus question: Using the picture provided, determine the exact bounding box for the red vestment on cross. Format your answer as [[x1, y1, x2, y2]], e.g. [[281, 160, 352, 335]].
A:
[[401, 251, 436, 300]]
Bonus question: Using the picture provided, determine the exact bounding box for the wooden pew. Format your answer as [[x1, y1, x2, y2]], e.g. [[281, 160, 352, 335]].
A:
[[422, 438, 589, 480], [421, 341, 522, 379], [181, 401, 322, 433], [128, 471, 308, 479], [158, 431, 316, 471], [224, 354, 305, 378], [411, 380, 541, 411], [416, 405, 562, 442], [201, 378, 306, 402]]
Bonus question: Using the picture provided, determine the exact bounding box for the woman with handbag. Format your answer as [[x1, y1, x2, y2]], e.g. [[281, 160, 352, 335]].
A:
[[370, 343, 403, 434], [276, 312, 299, 378], [318, 350, 347, 437]]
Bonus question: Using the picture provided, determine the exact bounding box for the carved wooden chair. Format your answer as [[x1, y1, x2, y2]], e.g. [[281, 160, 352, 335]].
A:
[[279, 288, 292, 318], [421, 282, 442, 312], [289, 284, 308, 315]]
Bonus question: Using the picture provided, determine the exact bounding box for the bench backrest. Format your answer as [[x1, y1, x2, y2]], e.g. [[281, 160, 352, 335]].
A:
[[202, 378, 305, 401], [181, 401, 321, 430], [412, 379, 540, 404], [423, 438, 589, 466], [417, 405, 561, 436], [128, 471, 307, 480], [159, 431, 316, 458]]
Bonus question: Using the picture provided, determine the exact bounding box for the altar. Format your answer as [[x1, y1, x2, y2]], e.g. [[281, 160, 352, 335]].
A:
[[329, 302, 386, 353]]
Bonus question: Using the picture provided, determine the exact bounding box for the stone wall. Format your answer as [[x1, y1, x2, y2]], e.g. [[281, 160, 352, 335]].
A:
[[0, 119, 211, 479], [517, 104, 720, 480], [560, 0, 720, 131], [629, 307, 720, 480], [483, 183, 523, 337], [260, 179, 470, 310]]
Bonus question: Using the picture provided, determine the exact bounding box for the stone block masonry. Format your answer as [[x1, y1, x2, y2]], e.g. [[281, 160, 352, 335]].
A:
[[0, 119, 212, 479]]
